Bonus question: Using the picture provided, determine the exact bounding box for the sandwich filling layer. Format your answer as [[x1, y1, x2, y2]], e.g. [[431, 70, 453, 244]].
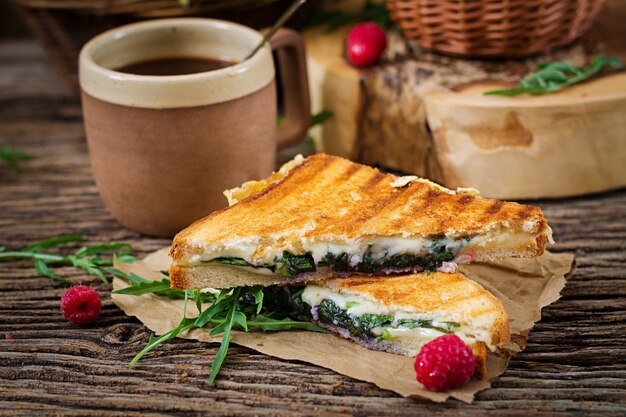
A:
[[184, 226, 544, 278], [263, 284, 498, 355]]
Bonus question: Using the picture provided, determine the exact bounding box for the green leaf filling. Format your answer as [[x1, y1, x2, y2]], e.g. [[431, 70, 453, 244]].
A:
[[317, 299, 393, 338], [317, 300, 460, 339]]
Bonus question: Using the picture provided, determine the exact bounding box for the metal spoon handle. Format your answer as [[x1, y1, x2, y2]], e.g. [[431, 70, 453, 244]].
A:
[[245, 0, 306, 61]]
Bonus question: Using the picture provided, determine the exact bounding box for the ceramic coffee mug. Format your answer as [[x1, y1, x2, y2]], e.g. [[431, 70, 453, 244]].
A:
[[79, 18, 310, 237]]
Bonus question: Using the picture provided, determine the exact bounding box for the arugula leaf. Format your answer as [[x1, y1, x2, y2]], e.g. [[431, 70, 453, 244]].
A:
[[129, 318, 196, 368], [204, 257, 251, 267], [109, 269, 214, 303], [0, 235, 137, 284], [247, 315, 328, 333], [252, 287, 264, 314], [208, 288, 242, 384], [129, 291, 196, 368], [104, 267, 151, 285], [122, 283, 327, 383], [195, 289, 203, 315], [0, 146, 36, 172], [34, 258, 71, 284], [23, 235, 82, 253], [485, 55, 624, 96], [112, 278, 173, 296], [397, 319, 458, 334], [194, 296, 230, 328]]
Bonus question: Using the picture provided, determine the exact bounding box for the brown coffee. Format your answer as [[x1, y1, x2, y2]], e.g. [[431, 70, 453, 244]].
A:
[[115, 57, 235, 76]]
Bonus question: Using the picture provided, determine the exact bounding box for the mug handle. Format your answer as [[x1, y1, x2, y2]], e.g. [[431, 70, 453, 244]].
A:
[[268, 28, 311, 149]]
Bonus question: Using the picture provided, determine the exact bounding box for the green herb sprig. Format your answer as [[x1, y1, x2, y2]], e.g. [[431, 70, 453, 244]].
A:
[[0, 146, 36, 172], [1, 234, 327, 383], [485, 55, 624, 97], [107, 268, 214, 303], [0, 235, 136, 284], [114, 277, 327, 383]]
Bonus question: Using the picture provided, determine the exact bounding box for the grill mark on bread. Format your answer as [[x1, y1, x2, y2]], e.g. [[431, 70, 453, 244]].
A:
[[240, 157, 315, 205], [476, 200, 505, 224], [330, 273, 509, 351], [515, 205, 535, 221], [423, 189, 452, 230], [170, 153, 549, 263], [361, 170, 387, 190], [456, 194, 475, 208], [486, 200, 505, 216], [370, 185, 415, 224], [338, 163, 361, 182], [338, 193, 401, 236]]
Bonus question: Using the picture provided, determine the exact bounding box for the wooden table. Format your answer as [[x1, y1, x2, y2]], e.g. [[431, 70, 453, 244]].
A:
[[1, 40, 625, 417]]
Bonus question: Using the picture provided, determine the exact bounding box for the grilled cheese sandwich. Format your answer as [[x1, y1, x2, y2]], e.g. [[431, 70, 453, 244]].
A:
[[263, 271, 509, 379], [170, 154, 552, 289]]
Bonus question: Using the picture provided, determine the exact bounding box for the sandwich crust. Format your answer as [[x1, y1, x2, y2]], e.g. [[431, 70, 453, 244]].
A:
[[170, 153, 550, 266], [169, 264, 334, 289]]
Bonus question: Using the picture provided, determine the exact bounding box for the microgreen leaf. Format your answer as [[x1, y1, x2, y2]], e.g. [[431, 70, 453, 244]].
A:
[[485, 55, 624, 96]]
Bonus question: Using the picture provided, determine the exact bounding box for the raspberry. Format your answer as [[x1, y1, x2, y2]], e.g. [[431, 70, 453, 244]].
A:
[[346, 22, 387, 68], [61, 285, 101, 325], [414, 334, 476, 391]]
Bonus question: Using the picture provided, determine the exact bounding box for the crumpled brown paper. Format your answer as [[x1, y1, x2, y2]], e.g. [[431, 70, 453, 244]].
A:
[[112, 248, 575, 403]]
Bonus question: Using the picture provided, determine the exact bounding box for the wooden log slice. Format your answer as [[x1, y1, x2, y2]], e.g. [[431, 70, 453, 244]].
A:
[[304, 1, 626, 199]]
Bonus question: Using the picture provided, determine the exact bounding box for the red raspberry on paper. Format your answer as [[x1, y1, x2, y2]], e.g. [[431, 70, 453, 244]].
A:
[[414, 334, 476, 391], [61, 285, 101, 325]]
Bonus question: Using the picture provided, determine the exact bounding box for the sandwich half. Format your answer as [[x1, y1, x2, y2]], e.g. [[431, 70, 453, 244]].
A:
[[170, 153, 552, 289], [263, 271, 509, 379]]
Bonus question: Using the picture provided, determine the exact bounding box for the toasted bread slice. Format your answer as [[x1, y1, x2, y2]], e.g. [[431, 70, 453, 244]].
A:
[[300, 272, 509, 379], [170, 153, 551, 289]]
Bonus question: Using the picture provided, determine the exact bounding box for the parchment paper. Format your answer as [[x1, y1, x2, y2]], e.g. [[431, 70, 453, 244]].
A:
[[112, 248, 575, 403]]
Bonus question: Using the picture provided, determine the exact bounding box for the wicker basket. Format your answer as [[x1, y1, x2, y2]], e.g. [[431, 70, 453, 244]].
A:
[[13, 0, 309, 93], [386, 0, 604, 58]]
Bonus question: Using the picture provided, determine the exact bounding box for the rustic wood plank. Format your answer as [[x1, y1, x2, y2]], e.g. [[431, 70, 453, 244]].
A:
[[0, 40, 625, 416]]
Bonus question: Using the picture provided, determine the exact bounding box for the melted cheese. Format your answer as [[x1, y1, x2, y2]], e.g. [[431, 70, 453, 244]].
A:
[[188, 228, 539, 267], [302, 285, 495, 351]]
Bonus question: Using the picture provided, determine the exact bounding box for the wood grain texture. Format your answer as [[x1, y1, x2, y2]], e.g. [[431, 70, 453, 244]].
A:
[[1, 40, 625, 416]]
